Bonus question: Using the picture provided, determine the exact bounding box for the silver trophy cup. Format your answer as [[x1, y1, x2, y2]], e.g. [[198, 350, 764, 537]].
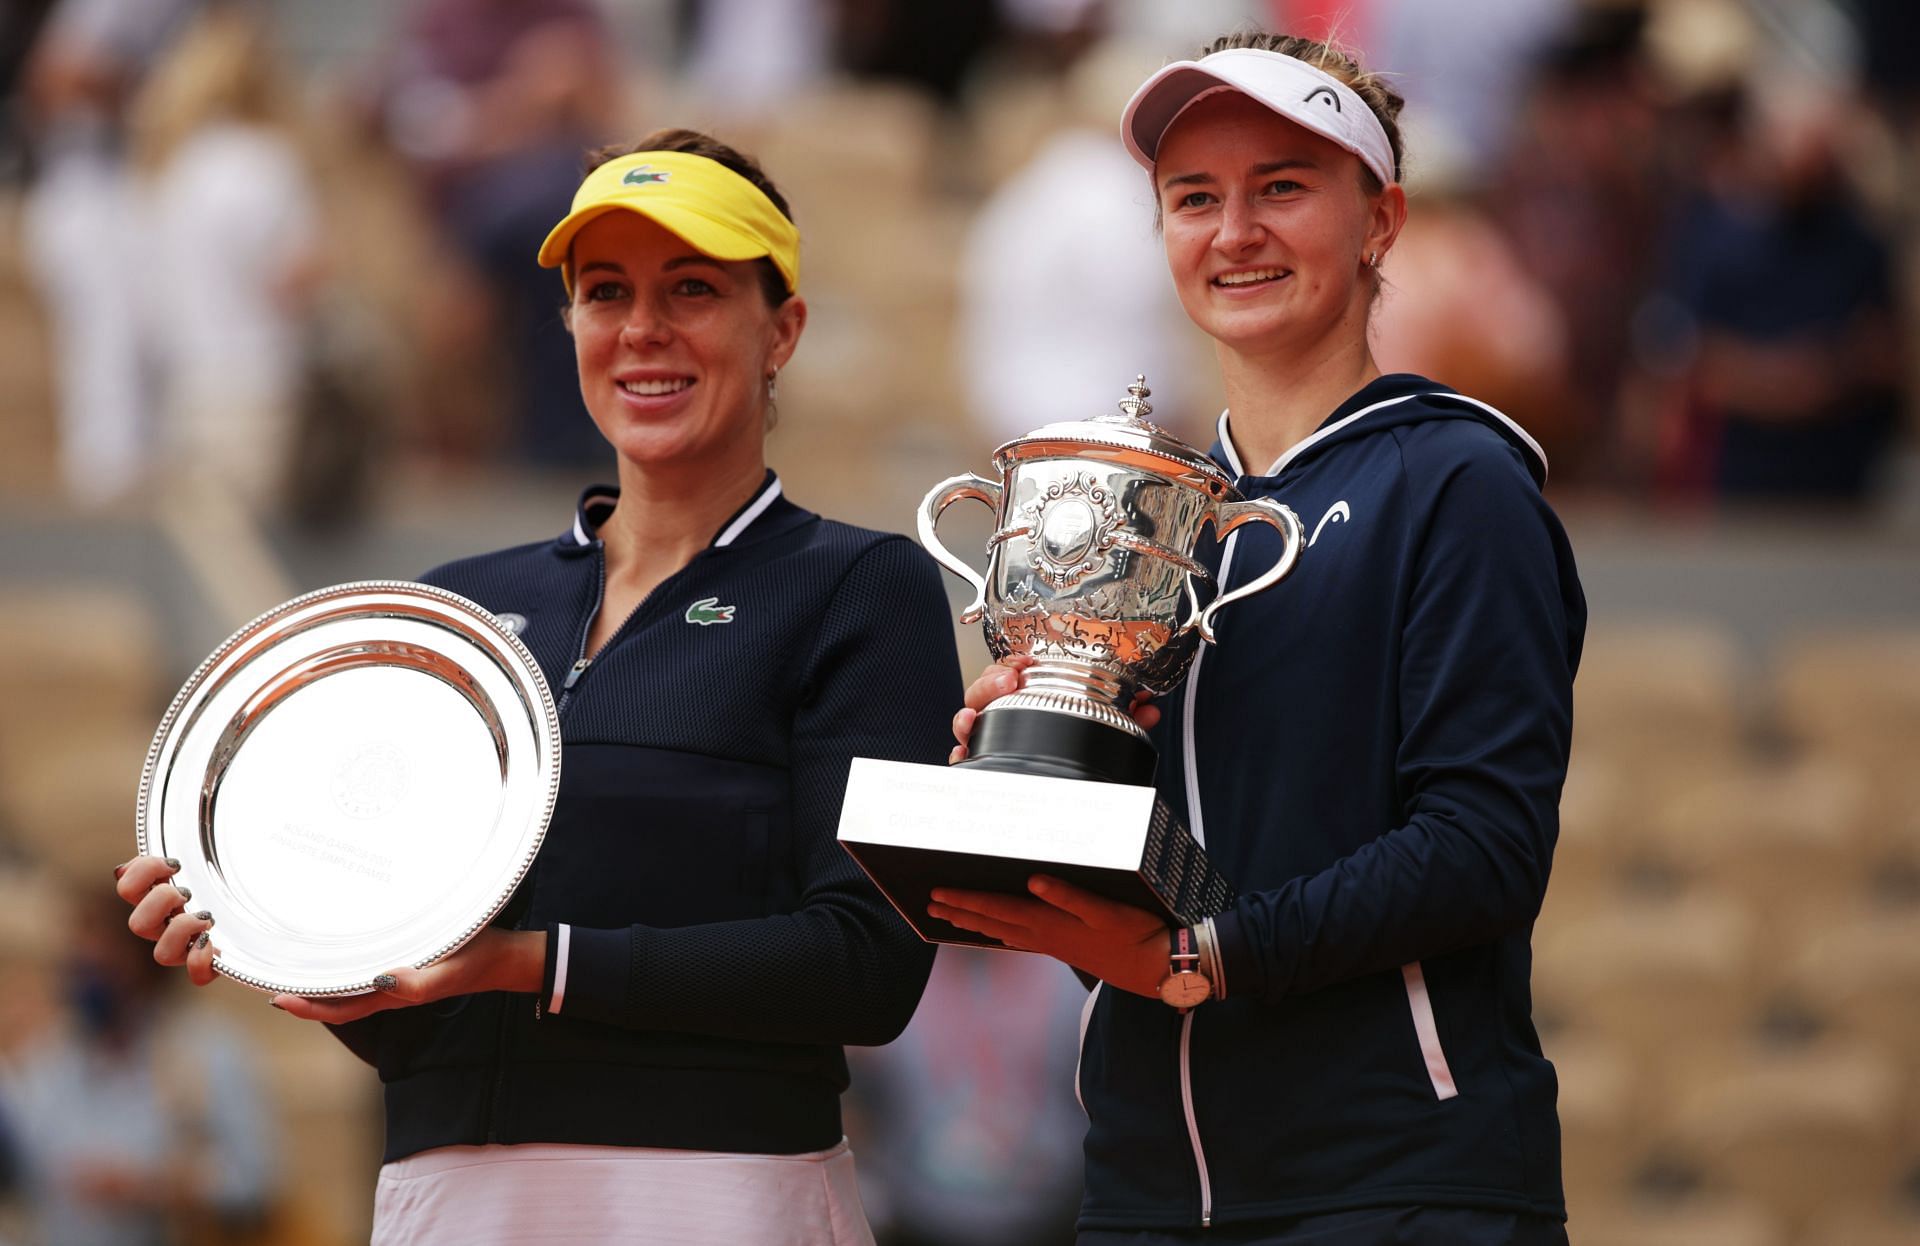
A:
[[837, 378, 1305, 947], [920, 376, 1303, 785]]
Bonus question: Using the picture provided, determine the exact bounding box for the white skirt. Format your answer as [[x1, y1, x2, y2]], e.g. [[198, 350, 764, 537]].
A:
[[371, 1139, 876, 1246]]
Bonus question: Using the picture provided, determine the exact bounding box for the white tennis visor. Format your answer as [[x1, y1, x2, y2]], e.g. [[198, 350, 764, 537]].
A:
[[1120, 47, 1398, 187]]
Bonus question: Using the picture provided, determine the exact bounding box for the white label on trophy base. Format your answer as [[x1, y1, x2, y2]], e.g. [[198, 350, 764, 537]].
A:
[[837, 758, 1157, 867], [836, 758, 1232, 948]]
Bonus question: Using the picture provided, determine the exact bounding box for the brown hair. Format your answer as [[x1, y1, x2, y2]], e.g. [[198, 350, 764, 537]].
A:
[[1197, 31, 1406, 189], [580, 129, 795, 306]]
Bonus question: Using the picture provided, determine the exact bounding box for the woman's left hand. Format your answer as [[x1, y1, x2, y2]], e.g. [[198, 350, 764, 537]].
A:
[[928, 876, 1169, 998], [269, 928, 547, 1023]]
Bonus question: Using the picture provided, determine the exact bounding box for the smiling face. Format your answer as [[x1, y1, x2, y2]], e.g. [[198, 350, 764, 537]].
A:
[[566, 210, 805, 473], [1154, 91, 1403, 358]]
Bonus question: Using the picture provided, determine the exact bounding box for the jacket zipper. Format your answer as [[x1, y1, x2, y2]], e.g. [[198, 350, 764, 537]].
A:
[[557, 542, 700, 715], [555, 544, 610, 717], [1175, 529, 1238, 1227], [1178, 1012, 1212, 1226]]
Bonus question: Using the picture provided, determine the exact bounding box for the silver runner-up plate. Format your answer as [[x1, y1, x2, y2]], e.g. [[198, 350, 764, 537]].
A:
[[135, 581, 561, 997]]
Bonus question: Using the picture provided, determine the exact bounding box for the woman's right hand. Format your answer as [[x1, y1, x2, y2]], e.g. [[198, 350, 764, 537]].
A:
[[948, 655, 1160, 764], [114, 856, 219, 986]]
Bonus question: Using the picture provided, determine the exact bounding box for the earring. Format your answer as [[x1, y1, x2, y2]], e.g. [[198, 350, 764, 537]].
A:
[[1368, 251, 1383, 268], [766, 372, 778, 402]]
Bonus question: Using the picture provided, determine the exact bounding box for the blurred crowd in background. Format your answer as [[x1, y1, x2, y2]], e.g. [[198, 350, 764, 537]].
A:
[[0, 0, 1914, 1244]]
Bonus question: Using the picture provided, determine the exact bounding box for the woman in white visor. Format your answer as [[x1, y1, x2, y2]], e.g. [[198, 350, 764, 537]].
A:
[[936, 31, 1585, 1246]]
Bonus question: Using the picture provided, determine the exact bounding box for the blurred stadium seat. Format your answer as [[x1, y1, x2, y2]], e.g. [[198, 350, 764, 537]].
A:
[[1800, 1195, 1920, 1246], [1654, 1040, 1910, 1233], [1571, 618, 1748, 770], [1573, 1194, 1788, 1246], [1773, 629, 1920, 764], [1644, 756, 1874, 953], [0, 586, 164, 877], [1782, 909, 1920, 1056], [1535, 888, 1758, 1066], [1550, 1032, 1641, 1209], [0, 585, 162, 730], [1549, 749, 1629, 912]]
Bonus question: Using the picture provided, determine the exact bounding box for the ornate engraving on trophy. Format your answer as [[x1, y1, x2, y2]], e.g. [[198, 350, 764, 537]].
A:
[[1026, 473, 1124, 589], [331, 740, 410, 821], [271, 819, 398, 886]]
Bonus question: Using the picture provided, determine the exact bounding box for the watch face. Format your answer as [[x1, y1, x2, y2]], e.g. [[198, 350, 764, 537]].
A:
[[1159, 972, 1212, 1008]]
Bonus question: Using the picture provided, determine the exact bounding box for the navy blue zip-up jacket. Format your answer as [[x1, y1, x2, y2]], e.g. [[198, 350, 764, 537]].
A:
[[1075, 375, 1585, 1229], [329, 474, 959, 1162]]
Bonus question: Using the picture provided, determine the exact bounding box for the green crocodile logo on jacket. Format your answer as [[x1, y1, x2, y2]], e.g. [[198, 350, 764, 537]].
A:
[[686, 597, 735, 625]]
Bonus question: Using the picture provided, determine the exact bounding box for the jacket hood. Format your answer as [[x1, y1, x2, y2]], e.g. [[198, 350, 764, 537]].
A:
[[1212, 373, 1550, 488]]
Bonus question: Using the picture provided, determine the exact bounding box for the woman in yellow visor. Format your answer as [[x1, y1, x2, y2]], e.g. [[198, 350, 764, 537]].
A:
[[117, 129, 961, 1245]]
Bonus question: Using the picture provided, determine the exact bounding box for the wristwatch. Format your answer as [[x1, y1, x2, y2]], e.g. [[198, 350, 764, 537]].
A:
[[1157, 926, 1213, 1011]]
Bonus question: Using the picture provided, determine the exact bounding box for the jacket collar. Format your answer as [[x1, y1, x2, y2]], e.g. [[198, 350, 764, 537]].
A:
[[556, 470, 802, 553], [1211, 376, 1549, 485]]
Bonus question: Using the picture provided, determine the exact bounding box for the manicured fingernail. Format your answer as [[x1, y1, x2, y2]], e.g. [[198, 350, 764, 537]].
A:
[[113, 862, 129, 880], [947, 746, 963, 765], [163, 858, 181, 871], [193, 911, 212, 924], [175, 886, 192, 903], [373, 974, 398, 991], [193, 932, 210, 950], [269, 996, 287, 1010]]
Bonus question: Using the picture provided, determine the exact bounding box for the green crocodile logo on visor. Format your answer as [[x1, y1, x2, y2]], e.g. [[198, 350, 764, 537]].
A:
[[622, 165, 670, 186], [686, 597, 735, 625]]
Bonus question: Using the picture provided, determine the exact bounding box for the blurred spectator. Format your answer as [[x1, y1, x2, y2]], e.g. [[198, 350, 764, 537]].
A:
[[1370, 0, 1576, 179], [832, 0, 1002, 108], [958, 36, 1198, 441], [1272, 0, 1577, 180], [371, 0, 615, 208], [1856, 0, 1920, 116], [131, 3, 322, 514], [680, 0, 833, 119], [366, 0, 620, 467], [0, 1, 58, 181], [18, 0, 199, 506], [849, 948, 1086, 1246], [1370, 133, 1573, 449], [0, 893, 276, 1246], [1653, 81, 1904, 503], [1490, 3, 1667, 486]]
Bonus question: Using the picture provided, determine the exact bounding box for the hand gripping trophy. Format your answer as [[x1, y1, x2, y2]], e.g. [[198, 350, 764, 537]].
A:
[[838, 378, 1305, 947]]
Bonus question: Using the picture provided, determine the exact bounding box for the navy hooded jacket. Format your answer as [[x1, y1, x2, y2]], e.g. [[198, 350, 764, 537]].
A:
[[1075, 374, 1585, 1229]]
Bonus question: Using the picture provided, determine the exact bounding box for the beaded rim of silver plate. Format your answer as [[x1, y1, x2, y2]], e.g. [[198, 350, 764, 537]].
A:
[[135, 581, 561, 996]]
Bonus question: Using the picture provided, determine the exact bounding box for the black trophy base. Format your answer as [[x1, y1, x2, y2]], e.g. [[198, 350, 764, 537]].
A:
[[961, 704, 1156, 786], [834, 758, 1236, 951]]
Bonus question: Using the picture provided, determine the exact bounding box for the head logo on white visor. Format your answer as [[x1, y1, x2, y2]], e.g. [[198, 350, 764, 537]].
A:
[[1120, 47, 1397, 187]]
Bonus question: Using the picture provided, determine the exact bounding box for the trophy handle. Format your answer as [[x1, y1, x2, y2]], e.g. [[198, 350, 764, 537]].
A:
[[1194, 499, 1305, 644], [918, 473, 1003, 624]]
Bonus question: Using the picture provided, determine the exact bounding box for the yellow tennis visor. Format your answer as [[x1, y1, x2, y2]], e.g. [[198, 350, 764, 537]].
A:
[[537, 150, 800, 295]]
